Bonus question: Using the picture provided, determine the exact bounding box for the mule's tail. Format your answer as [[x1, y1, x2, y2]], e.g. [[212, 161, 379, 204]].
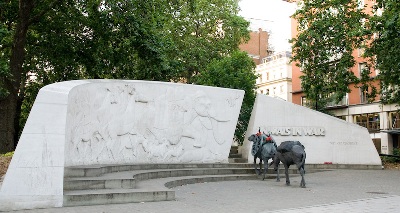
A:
[[301, 151, 306, 172]]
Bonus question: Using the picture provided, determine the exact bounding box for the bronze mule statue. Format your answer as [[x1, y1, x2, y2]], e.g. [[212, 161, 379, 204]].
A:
[[271, 141, 306, 188]]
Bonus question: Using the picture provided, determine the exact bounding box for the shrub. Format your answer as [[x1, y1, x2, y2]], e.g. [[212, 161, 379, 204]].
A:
[[381, 148, 400, 163]]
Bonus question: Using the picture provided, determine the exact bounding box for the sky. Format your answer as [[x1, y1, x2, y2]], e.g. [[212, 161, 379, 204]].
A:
[[238, 0, 296, 52]]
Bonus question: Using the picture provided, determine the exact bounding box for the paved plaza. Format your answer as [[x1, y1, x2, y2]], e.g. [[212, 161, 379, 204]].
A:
[[4, 169, 400, 213]]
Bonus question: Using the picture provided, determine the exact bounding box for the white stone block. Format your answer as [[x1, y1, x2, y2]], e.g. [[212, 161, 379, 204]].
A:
[[20, 103, 67, 135], [242, 94, 382, 165]]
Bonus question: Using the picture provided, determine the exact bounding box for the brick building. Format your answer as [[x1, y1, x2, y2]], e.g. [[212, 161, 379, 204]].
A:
[[239, 28, 271, 65]]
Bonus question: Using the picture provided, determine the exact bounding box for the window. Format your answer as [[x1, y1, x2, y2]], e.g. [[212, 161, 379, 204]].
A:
[[266, 72, 269, 81], [358, 48, 365, 57], [326, 94, 348, 107], [354, 114, 367, 128], [360, 86, 368, 103], [266, 89, 270, 95], [375, 68, 379, 76], [368, 113, 380, 130], [357, 0, 364, 9], [336, 116, 346, 121], [389, 111, 400, 129], [358, 63, 367, 77], [301, 96, 308, 106], [354, 113, 380, 131], [280, 85, 284, 93], [358, 41, 366, 57]]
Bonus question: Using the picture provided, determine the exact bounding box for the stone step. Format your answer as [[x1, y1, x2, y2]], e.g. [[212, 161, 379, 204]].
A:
[[162, 174, 265, 188], [229, 158, 248, 163], [64, 177, 137, 191], [63, 188, 175, 207], [65, 163, 255, 178], [136, 174, 265, 190], [63, 173, 274, 207], [64, 167, 266, 190], [229, 146, 239, 154], [228, 153, 242, 158], [64, 165, 305, 191]]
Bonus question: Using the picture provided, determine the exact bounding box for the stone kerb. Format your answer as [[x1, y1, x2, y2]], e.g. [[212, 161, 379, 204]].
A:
[[0, 79, 244, 211], [241, 94, 382, 166]]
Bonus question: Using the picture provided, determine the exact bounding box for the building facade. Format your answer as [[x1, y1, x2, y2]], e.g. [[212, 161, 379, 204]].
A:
[[290, 0, 400, 154], [239, 28, 271, 65], [255, 51, 292, 102]]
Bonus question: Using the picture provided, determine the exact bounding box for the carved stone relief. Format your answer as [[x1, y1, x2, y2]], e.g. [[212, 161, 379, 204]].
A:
[[65, 82, 243, 165]]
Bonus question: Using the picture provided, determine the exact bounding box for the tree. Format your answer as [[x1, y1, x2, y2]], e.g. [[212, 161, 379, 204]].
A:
[[366, 0, 400, 105], [165, 0, 250, 83], [0, 0, 250, 153], [290, 0, 368, 112], [0, 0, 63, 153], [193, 50, 257, 144]]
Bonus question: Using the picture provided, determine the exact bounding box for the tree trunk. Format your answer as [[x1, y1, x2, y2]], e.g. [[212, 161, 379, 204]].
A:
[[0, 0, 34, 153], [0, 95, 18, 153]]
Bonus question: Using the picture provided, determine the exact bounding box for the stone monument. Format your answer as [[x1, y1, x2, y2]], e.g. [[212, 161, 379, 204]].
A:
[[0, 80, 244, 210]]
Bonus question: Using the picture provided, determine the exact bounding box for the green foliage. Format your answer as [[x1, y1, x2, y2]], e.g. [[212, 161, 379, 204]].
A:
[[291, 0, 368, 112], [193, 50, 257, 144], [1, 0, 251, 149], [365, 0, 400, 105], [165, 0, 250, 83], [381, 148, 400, 163], [0, 151, 14, 157], [0, 0, 16, 100]]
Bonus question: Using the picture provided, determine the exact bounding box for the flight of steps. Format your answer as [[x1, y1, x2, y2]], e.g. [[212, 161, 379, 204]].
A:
[[228, 145, 247, 163], [62, 161, 380, 207], [63, 163, 282, 207], [62, 143, 382, 207]]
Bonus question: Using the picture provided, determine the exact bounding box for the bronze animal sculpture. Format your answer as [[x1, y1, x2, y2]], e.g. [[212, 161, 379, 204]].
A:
[[271, 141, 306, 188], [248, 132, 277, 180]]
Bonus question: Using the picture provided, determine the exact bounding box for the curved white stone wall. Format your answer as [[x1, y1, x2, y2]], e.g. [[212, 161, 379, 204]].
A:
[[65, 80, 243, 165], [242, 94, 382, 165], [0, 80, 244, 210]]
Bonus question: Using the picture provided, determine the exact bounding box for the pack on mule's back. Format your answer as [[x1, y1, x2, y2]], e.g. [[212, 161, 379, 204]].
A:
[[277, 141, 304, 153]]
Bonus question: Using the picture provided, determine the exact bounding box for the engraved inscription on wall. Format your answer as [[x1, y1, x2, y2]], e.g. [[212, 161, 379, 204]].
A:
[[262, 126, 326, 136]]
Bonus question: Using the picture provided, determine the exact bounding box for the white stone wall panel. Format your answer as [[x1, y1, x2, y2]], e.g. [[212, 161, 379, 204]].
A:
[[242, 94, 382, 165]]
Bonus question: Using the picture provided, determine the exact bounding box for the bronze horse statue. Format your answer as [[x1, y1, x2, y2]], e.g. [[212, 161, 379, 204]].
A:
[[248, 132, 277, 180]]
